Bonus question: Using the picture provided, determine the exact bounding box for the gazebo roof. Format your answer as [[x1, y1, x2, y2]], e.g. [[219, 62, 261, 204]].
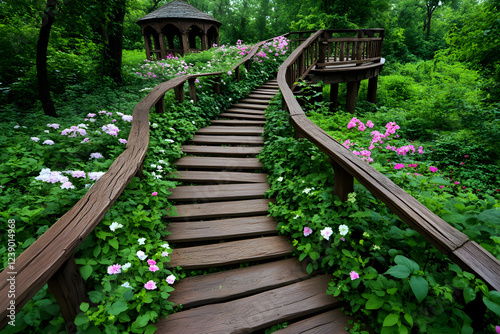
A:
[[138, 1, 221, 26]]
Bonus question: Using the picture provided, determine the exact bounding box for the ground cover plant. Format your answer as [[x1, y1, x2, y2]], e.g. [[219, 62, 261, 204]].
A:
[[259, 96, 500, 333], [0, 37, 289, 333]]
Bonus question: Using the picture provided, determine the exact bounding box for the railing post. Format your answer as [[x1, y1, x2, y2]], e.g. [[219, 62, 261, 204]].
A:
[[330, 83, 339, 111], [188, 78, 197, 104], [329, 159, 353, 202], [47, 255, 87, 333], [174, 84, 185, 103], [317, 42, 327, 69], [235, 66, 240, 81], [367, 76, 378, 104], [155, 93, 165, 113], [346, 81, 359, 113]]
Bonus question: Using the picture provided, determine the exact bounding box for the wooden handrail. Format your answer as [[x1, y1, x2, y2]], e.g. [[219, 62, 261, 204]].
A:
[[0, 37, 274, 330], [277, 30, 500, 291]]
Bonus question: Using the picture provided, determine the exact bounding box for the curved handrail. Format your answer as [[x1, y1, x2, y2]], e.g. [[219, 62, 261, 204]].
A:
[[277, 31, 500, 291], [0, 38, 273, 329]]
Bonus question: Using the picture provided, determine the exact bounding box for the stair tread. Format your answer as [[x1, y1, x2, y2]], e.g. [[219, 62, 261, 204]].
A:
[[211, 119, 266, 126], [218, 113, 267, 120], [274, 309, 352, 334], [190, 135, 264, 145], [197, 126, 264, 135], [168, 183, 269, 201], [169, 171, 268, 184], [180, 145, 262, 157]]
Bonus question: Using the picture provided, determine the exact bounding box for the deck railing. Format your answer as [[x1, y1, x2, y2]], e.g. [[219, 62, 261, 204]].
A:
[[0, 38, 272, 332], [278, 29, 500, 293]]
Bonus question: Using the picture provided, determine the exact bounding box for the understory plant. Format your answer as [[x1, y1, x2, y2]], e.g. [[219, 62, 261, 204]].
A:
[[259, 96, 500, 333]]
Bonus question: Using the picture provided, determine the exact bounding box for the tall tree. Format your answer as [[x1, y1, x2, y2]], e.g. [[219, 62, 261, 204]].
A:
[[256, 0, 270, 41], [37, 0, 59, 117]]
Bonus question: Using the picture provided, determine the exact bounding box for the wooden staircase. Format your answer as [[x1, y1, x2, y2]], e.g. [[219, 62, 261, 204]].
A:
[[156, 80, 351, 333]]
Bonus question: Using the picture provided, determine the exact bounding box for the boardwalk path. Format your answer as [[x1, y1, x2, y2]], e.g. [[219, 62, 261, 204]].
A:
[[154, 80, 351, 333]]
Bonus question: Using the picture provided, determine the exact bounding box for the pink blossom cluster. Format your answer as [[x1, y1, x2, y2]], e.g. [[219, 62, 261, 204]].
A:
[[102, 124, 120, 137], [61, 125, 87, 137]]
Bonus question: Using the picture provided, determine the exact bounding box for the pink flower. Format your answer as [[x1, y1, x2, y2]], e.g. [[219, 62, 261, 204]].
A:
[[460, 162, 465, 165], [72, 170, 86, 178], [152, 191, 158, 196], [496, 325, 500, 334], [394, 164, 405, 170], [358, 123, 366, 132], [349, 271, 359, 280], [149, 265, 159, 272], [87, 113, 96, 118], [462, 186, 466, 189], [340, 237, 345, 241], [320, 227, 333, 240], [464, 155, 469, 158], [107, 264, 122, 275], [166, 275, 176, 284], [60, 182, 75, 190], [227, 70, 232, 75], [366, 120, 374, 128], [303, 226, 313, 236], [429, 166, 438, 172], [119, 139, 127, 144], [162, 251, 169, 257], [90, 152, 104, 159], [439, 186, 444, 189], [343, 139, 351, 149], [455, 181, 460, 185], [47, 123, 60, 129], [418, 146, 424, 154], [144, 280, 157, 290], [195, 78, 200, 83], [147, 259, 156, 266]]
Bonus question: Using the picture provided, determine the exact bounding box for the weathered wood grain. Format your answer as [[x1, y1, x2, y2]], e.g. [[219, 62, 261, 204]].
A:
[[175, 156, 262, 170], [238, 98, 271, 105], [165, 215, 277, 242], [218, 112, 267, 120], [167, 258, 308, 308], [169, 170, 268, 184], [154, 275, 339, 333], [197, 126, 264, 135], [190, 135, 264, 145], [166, 198, 274, 220], [225, 108, 266, 115], [168, 183, 269, 201], [247, 94, 274, 100], [180, 145, 262, 156], [274, 309, 353, 334], [232, 103, 268, 110]]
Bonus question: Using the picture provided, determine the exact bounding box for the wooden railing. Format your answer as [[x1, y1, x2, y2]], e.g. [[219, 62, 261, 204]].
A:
[[0, 38, 272, 331], [278, 30, 500, 292]]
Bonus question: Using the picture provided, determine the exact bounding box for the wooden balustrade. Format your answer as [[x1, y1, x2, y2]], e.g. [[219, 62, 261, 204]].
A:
[[0, 37, 274, 332], [278, 29, 500, 294]]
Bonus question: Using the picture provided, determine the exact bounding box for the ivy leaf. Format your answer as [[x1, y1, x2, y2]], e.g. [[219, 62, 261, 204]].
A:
[[410, 276, 428, 303], [382, 313, 399, 327], [108, 301, 128, 316], [385, 265, 411, 279], [365, 295, 385, 309], [80, 264, 93, 281]]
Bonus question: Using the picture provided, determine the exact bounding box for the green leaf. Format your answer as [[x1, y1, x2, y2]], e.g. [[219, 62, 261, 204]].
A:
[[387, 287, 398, 295], [123, 289, 134, 301], [463, 287, 476, 304], [428, 176, 450, 185], [144, 324, 158, 334], [132, 314, 150, 329], [108, 301, 128, 316], [109, 238, 119, 250], [404, 313, 413, 326], [383, 313, 399, 327], [306, 263, 313, 274], [365, 295, 385, 310], [74, 313, 89, 327], [80, 264, 93, 281], [80, 302, 89, 312], [478, 209, 500, 224], [385, 265, 411, 279], [299, 252, 307, 261], [410, 276, 428, 303], [88, 291, 102, 304], [484, 291, 500, 316], [394, 255, 419, 273]]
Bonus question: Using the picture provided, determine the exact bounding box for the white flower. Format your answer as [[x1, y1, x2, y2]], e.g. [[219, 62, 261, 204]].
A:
[[151, 123, 159, 128], [339, 224, 349, 236], [162, 251, 169, 257], [31, 137, 40, 142], [373, 245, 381, 250], [190, 99, 194, 103], [136, 251, 147, 260], [14, 125, 20, 129], [156, 165, 163, 170], [121, 282, 133, 289], [161, 243, 170, 249], [138, 237, 146, 245], [43, 140, 55, 145], [166, 275, 176, 284], [60, 182, 75, 189], [303, 188, 312, 194], [165, 139, 174, 143], [109, 222, 123, 232], [158, 160, 166, 164], [151, 164, 157, 168], [192, 121, 195, 124], [44, 130, 50, 133], [277, 177, 283, 182], [320, 227, 333, 240], [159, 149, 165, 153], [122, 262, 132, 271]]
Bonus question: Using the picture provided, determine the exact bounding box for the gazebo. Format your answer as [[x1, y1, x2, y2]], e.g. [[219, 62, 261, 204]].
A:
[[137, 1, 221, 60]]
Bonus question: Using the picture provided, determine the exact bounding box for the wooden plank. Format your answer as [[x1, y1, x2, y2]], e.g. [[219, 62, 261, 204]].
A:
[[218, 113, 267, 120], [197, 126, 264, 135], [231, 103, 268, 110], [168, 236, 292, 269], [168, 183, 269, 201], [165, 215, 277, 243], [175, 156, 262, 170], [238, 98, 271, 105], [167, 258, 308, 308], [211, 119, 266, 126], [190, 135, 264, 145], [169, 171, 268, 184], [254, 89, 279, 95], [180, 145, 262, 157], [451, 241, 500, 291], [154, 275, 339, 333], [225, 108, 266, 115], [247, 94, 273, 100], [274, 309, 352, 334], [167, 198, 273, 220]]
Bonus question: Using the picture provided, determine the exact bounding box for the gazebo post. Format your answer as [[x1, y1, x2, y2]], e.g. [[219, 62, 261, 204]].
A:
[[201, 30, 208, 50], [158, 31, 168, 59], [143, 34, 152, 60], [181, 28, 190, 55]]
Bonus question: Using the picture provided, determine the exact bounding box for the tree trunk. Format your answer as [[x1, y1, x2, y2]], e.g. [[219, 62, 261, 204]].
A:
[[36, 0, 58, 117], [102, 0, 127, 84]]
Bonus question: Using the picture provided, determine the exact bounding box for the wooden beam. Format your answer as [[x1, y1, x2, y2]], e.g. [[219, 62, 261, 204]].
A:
[[367, 76, 378, 103], [346, 81, 359, 113], [331, 160, 353, 202], [188, 79, 197, 104]]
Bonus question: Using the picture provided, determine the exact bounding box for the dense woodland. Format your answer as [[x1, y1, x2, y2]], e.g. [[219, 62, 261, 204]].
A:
[[1, 0, 500, 333]]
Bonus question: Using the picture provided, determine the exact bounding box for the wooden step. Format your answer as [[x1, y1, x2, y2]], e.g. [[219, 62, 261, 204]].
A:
[[238, 98, 270, 105], [175, 156, 262, 170], [169, 171, 268, 184], [247, 94, 273, 100], [190, 135, 264, 145], [261, 85, 279, 89], [168, 183, 269, 201], [168, 235, 292, 269], [180, 145, 262, 157], [154, 275, 339, 333], [218, 113, 266, 120], [225, 108, 265, 115], [167, 258, 308, 308], [167, 198, 273, 220], [274, 309, 352, 334], [165, 215, 277, 242], [231, 103, 268, 110], [197, 126, 263, 135], [254, 89, 278, 94], [211, 119, 266, 126]]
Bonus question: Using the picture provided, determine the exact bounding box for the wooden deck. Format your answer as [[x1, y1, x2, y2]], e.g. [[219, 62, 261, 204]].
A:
[[158, 80, 352, 333]]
